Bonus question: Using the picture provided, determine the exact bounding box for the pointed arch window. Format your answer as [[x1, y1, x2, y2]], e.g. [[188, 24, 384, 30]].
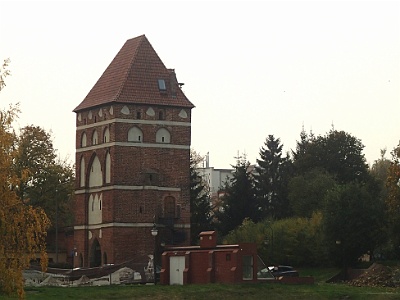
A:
[[81, 132, 87, 147], [92, 130, 98, 145], [156, 128, 171, 143], [89, 155, 103, 187], [103, 128, 110, 143], [90, 238, 102, 267], [128, 126, 143, 143], [80, 156, 85, 187], [88, 193, 102, 225], [105, 152, 111, 183], [90, 195, 94, 212]]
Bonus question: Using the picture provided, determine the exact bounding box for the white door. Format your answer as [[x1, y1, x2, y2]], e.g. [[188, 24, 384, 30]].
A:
[[169, 256, 185, 285]]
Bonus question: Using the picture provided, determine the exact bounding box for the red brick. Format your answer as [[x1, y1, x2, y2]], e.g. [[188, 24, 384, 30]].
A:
[[73, 36, 192, 267]]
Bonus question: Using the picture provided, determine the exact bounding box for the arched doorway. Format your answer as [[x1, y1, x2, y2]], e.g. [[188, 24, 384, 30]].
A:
[[90, 239, 102, 267]]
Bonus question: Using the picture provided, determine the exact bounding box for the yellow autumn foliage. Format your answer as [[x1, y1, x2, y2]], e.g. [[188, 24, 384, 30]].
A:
[[0, 68, 50, 298]]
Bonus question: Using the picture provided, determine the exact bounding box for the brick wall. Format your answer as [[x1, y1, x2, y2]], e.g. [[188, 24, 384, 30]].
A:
[[189, 251, 212, 283], [160, 243, 259, 285], [74, 103, 191, 267]]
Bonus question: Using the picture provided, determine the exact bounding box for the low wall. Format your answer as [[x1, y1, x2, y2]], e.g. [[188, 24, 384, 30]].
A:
[[278, 276, 315, 284]]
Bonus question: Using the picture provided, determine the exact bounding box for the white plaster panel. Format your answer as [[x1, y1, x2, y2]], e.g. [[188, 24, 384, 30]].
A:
[[156, 128, 171, 143], [128, 127, 143, 142], [179, 109, 188, 118], [89, 156, 103, 187], [121, 106, 130, 115], [105, 152, 111, 183], [146, 107, 155, 116]]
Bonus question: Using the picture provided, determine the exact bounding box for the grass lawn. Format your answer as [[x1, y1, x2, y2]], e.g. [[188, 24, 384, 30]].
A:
[[1, 268, 400, 299]]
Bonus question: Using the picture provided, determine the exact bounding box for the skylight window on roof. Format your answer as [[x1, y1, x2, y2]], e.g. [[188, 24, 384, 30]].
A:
[[158, 79, 166, 91]]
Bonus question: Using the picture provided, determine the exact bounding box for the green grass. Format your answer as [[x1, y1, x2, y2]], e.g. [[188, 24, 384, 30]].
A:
[[297, 267, 339, 282], [16, 283, 400, 300], [1, 268, 400, 300]]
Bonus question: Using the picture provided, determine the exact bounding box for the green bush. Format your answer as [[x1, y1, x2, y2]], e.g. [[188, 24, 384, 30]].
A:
[[224, 212, 330, 267]]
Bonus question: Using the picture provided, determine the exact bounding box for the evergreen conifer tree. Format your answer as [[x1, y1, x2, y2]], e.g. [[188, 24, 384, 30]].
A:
[[190, 151, 213, 244], [255, 135, 292, 219], [215, 155, 260, 236]]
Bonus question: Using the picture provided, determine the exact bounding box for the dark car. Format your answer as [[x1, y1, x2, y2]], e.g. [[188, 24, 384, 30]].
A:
[[268, 265, 299, 278]]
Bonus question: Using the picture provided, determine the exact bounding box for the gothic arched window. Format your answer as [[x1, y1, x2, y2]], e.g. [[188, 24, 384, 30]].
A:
[[156, 128, 170, 143], [128, 126, 143, 142]]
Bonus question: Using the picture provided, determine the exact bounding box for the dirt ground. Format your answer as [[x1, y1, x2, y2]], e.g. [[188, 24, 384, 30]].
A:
[[349, 263, 400, 287]]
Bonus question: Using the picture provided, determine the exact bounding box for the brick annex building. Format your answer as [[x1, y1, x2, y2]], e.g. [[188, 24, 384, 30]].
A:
[[73, 35, 194, 268]]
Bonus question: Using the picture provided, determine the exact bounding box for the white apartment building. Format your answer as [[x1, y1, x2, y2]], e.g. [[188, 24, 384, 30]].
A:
[[196, 153, 233, 202]]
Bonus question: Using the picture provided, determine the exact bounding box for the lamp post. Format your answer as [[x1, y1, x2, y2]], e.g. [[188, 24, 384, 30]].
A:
[[151, 223, 158, 284]]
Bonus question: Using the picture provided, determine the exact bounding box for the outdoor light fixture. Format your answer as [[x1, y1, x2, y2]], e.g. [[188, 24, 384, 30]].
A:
[[151, 223, 158, 237]]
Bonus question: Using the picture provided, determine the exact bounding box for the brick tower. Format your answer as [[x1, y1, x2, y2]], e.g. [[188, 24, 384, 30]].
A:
[[73, 35, 194, 268]]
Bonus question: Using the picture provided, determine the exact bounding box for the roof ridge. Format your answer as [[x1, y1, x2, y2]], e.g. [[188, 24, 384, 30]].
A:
[[73, 34, 194, 112], [112, 35, 146, 102]]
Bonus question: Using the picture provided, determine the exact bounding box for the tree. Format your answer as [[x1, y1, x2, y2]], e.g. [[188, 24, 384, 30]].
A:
[[371, 149, 391, 181], [15, 126, 57, 200], [293, 129, 370, 184], [255, 135, 292, 219], [292, 127, 314, 165], [224, 213, 328, 267], [268, 213, 329, 267], [215, 155, 260, 236], [224, 218, 272, 264], [0, 107, 50, 298], [370, 148, 391, 201], [15, 126, 75, 230], [190, 150, 213, 244], [288, 168, 337, 218], [0, 58, 11, 91], [323, 130, 370, 183], [0, 60, 50, 299], [385, 144, 400, 258], [323, 182, 384, 272], [292, 128, 317, 175]]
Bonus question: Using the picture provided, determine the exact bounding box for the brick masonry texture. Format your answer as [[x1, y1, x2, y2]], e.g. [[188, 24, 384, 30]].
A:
[[74, 35, 192, 267]]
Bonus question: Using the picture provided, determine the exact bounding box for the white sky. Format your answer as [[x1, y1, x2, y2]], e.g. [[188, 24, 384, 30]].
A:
[[1, 0, 399, 169]]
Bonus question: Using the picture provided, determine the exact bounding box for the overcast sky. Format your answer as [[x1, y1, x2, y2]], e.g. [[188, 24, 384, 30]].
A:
[[1, 1, 399, 169]]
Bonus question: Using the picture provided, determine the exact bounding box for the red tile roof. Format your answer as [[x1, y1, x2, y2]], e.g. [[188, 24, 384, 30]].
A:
[[74, 35, 194, 112]]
